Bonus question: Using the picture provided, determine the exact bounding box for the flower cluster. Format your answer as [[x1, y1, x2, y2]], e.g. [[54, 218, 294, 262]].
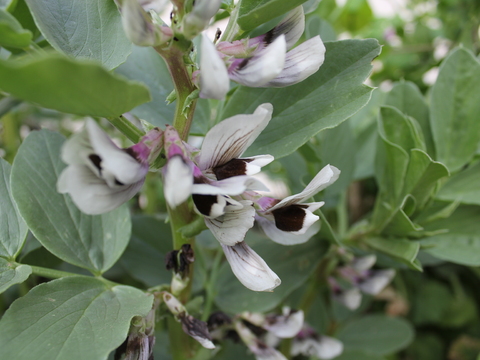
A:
[[162, 103, 340, 291], [200, 6, 326, 99], [328, 255, 396, 310]]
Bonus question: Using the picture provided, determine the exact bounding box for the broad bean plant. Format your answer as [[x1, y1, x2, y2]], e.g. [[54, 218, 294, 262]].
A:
[[0, 0, 480, 359]]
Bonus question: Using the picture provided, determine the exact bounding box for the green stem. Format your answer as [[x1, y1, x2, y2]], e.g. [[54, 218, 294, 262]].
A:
[[28, 265, 80, 279], [220, 4, 241, 42], [201, 249, 223, 321], [0, 96, 21, 118], [168, 317, 196, 359], [107, 115, 144, 143]]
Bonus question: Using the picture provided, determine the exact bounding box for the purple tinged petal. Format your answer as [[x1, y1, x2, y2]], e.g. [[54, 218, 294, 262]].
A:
[[264, 36, 326, 87], [228, 35, 286, 87], [200, 34, 230, 100], [222, 242, 281, 292], [198, 103, 273, 170]]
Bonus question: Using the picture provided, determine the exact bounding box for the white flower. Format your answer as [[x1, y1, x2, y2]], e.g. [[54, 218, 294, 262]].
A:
[[256, 165, 340, 245], [57, 119, 162, 214], [291, 327, 344, 360]]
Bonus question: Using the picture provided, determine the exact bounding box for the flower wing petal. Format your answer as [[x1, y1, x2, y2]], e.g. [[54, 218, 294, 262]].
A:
[[198, 103, 273, 170], [200, 33, 230, 100], [163, 155, 193, 208], [222, 241, 281, 292], [256, 215, 320, 245]]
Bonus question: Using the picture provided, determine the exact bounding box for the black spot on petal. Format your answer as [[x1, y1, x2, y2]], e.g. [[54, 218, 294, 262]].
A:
[[271, 204, 308, 232], [213, 158, 253, 180], [114, 178, 125, 186], [88, 154, 102, 171], [237, 57, 251, 71], [193, 194, 218, 216]]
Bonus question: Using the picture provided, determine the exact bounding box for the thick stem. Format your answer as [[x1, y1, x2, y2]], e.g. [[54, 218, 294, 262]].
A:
[[107, 115, 144, 143], [28, 265, 80, 279]]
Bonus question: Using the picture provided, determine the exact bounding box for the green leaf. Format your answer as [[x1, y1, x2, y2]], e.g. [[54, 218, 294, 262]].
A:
[[403, 149, 449, 210], [385, 81, 434, 156], [338, 315, 414, 355], [437, 160, 480, 205], [0, 8, 32, 48], [422, 205, 480, 266], [221, 39, 381, 159], [25, 0, 131, 69], [0, 258, 31, 294], [237, 0, 308, 31], [305, 15, 336, 42], [115, 45, 175, 126], [0, 276, 153, 360], [0, 54, 150, 118], [214, 233, 328, 313], [0, 158, 27, 259], [334, 350, 385, 360], [119, 215, 172, 287], [430, 47, 480, 172], [337, 0, 373, 32], [365, 237, 420, 270], [11, 130, 131, 274]]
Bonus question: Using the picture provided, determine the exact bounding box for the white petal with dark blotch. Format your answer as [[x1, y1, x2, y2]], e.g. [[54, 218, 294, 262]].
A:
[[243, 155, 275, 175], [264, 309, 304, 338], [61, 124, 94, 166], [57, 164, 144, 214], [86, 119, 147, 185], [270, 6, 305, 49], [229, 35, 286, 87], [163, 155, 193, 208], [199, 103, 273, 170], [180, 314, 216, 349], [193, 176, 268, 196], [256, 215, 320, 245], [359, 269, 396, 295], [222, 242, 281, 292], [205, 200, 255, 246], [265, 36, 326, 87], [269, 165, 340, 211], [200, 34, 230, 100], [291, 336, 343, 359]]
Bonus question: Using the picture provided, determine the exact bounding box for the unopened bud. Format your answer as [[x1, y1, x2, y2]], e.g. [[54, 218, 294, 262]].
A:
[[182, 0, 222, 39]]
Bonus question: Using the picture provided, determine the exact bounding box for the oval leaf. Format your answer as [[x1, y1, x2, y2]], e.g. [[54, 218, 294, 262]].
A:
[[11, 130, 131, 274], [338, 315, 414, 355], [222, 39, 381, 159], [0, 8, 32, 48], [0, 259, 31, 294], [0, 54, 151, 118], [25, 0, 131, 69], [0, 276, 153, 360], [0, 158, 28, 259]]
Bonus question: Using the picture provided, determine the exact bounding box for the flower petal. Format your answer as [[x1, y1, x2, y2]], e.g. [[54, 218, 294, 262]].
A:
[[198, 103, 273, 170], [256, 215, 320, 245], [358, 269, 396, 295], [205, 200, 255, 246], [291, 335, 344, 359], [193, 176, 269, 197], [222, 242, 281, 292], [268, 165, 340, 211], [200, 34, 230, 100], [229, 35, 286, 87], [334, 287, 362, 310], [86, 120, 147, 185], [57, 165, 143, 214], [179, 313, 216, 349], [271, 203, 323, 234], [212, 155, 274, 180], [264, 36, 326, 87], [163, 155, 193, 208], [351, 255, 377, 272], [264, 309, 304, 338], [267, 6, 305, 49]]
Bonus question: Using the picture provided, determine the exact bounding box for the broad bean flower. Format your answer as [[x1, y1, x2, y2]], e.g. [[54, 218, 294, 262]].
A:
[[200, 6, 326, 99], [57, 119, 162, 214]]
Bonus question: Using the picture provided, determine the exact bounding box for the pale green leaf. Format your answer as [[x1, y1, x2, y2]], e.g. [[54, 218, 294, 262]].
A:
[[0, 8, 32, 48], [115, 45, 175, 126], [334, 350, 385, 360], [366, 237, 420, 270], [0, 54, 150, 118], [0, 259, 31, 294], [0, 277, 153, 360], [436, 160, 480, 205], [0, 158, 27, 259], [11, 130, 131, 274], [430, 47, 480, 172], [25, 0, 131, 69], [338, 315, 414, 355], [222, 39, 381, 159], [385, 81, 433, 156], [238, 0, 308, 31]]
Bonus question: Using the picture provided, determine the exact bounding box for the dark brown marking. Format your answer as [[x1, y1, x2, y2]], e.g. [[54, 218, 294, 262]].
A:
[[193, 194, 218, 216], [213, 158, 253, 180], [272, 204, 308, 232], [88, 154, 102, 171]]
